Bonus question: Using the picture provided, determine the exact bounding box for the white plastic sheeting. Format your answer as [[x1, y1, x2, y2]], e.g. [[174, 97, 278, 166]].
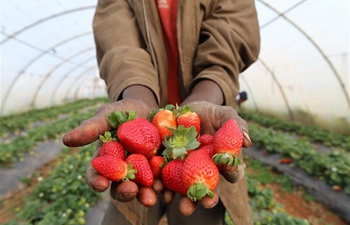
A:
[[1, 0, 106, 115], [240, 0, 349, 133], [1, 0, 349, 133]]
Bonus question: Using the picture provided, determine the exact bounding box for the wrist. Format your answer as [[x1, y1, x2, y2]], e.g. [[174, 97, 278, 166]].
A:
[[122, 85, 158, 109], [183, 80, 224, 105]]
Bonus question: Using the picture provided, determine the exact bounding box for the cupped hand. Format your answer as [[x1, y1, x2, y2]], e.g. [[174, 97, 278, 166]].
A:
[[62, 99, 160, 207], [182, 101, 252, 148], [172, 101, 253, 215]]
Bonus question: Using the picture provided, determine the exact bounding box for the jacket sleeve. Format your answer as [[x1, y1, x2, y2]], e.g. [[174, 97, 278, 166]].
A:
[[190, 0, 260, 107], [93, 0, 160, 103]]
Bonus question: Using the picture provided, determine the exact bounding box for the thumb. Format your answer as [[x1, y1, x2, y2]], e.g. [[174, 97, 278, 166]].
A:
[[63, 110, 112, 147]]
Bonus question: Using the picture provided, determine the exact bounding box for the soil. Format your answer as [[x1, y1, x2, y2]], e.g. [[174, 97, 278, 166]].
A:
[[245, 164, 348, 225], [264, 183, 347, 225]]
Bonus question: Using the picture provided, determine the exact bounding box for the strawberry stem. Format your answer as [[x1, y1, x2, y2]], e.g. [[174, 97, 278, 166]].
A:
[[187, 183, 214, 201]]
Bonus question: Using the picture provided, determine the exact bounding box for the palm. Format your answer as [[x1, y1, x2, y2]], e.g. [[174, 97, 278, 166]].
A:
[[183, 101, 248, 136]]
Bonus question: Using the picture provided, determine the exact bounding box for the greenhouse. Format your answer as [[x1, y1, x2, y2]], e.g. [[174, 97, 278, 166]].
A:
[[1, 0, 349, 225]]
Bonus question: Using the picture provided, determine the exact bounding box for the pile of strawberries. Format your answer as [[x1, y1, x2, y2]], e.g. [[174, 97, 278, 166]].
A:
[[92, 104, 243, 202]]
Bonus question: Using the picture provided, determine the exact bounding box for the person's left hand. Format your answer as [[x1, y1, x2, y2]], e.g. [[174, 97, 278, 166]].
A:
[[169, 101, 253, 215]]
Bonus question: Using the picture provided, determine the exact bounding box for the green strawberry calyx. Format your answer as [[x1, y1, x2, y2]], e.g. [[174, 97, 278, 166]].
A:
[[123, 162, 138, 181], [162, 125, 199, 161], [174, 104, 194, 117], [99, 131, 117, 143], [187, 183, 214, 202], [149, 104, 175, 121], [108, 110, 137, 129], [212, 153, 241, 166]]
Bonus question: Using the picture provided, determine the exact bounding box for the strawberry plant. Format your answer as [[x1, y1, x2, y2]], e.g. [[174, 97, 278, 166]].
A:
[[249, 124, 350, 194], [3, 144, 103, 225], [0, 108, 99, 166], [239, 110, 350, 151], [0, 98, 108, 135]]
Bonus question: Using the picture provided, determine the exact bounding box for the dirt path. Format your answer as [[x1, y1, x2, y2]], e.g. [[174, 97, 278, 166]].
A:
[[266, 183, 347, 225]]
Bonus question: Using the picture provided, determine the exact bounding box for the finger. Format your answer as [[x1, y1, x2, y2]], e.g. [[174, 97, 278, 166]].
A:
[[200, 188, 219, 209], [137, 186, 157, 207], [152, 179, 165, 193], [63, 106, 113, 147], [111, 181, 139, 202], [179, 195, 197, 216], [162, 189, 175, 204], [220, 164, 245, 183], [85, 165, 110, 192], [242, 131, 253, 148]]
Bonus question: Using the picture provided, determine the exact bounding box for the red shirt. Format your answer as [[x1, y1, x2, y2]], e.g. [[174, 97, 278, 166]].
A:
[[155, 0, 182, 105]]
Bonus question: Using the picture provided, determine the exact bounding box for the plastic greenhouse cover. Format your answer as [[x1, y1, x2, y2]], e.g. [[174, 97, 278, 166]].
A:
[[1, 0, 349, 133]]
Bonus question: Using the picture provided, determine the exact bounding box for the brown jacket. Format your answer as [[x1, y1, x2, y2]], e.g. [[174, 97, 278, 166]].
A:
[[93, 0, 260, 224]]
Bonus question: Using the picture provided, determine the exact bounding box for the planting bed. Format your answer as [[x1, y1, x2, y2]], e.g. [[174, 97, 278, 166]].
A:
[[244, 147, 350, 224]]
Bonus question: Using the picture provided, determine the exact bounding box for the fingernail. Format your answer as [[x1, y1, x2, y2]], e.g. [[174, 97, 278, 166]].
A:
[[243, 131, 253, 147]]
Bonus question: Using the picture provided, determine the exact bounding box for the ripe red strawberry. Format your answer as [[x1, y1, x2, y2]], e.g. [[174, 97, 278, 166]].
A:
[[212, 119, 243, 166], [114, 111, 161, 159], [149, 155, 165, 179], [279, 158, 292, 164], [198, 134, 214, 147], [125, 154, 154, 187], [162, 125, 200, 161], [181, 150, 219, 201], [150, 105, 177, 141], [99, 131, 125, 160], [175, 105, 201, 136], [91, 155, 136, 182], [162, 159, 188, 195], [199, 145, 215, 158]]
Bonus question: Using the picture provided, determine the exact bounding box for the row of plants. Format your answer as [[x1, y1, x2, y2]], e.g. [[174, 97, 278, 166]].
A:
[[0, 98, 109, 135], [0, 108, 98, 167], [248, 124, 350, 194], [239, 110, 350, 151], [3, 145, 103, 225]]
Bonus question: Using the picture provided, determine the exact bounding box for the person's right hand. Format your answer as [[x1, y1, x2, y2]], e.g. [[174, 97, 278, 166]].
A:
[[62, 99, 160, 206]]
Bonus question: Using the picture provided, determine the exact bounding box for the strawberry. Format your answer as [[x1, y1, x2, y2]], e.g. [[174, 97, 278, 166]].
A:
[[91, 155, 136, 182], [99, 131, 125, 160], [279, 158, 292, 164], [212, 119, 243, 166], [111, 111, 161, 159], [161, 159, 188, 195], [332, 185, 341, 192], [199, 145, 215, 158], [125, 154, 154, 187], [150, 104, 177, 141], [175, 105, 201, 136], [149, 155, 165, 179], [162, 125, 200, 161], [181, 150, 219, 201], [198, 134, 214, 147]]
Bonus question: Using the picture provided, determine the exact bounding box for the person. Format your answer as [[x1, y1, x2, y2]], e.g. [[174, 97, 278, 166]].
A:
[[63, 0, 260, 224], [237, 91, 249, 108]]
